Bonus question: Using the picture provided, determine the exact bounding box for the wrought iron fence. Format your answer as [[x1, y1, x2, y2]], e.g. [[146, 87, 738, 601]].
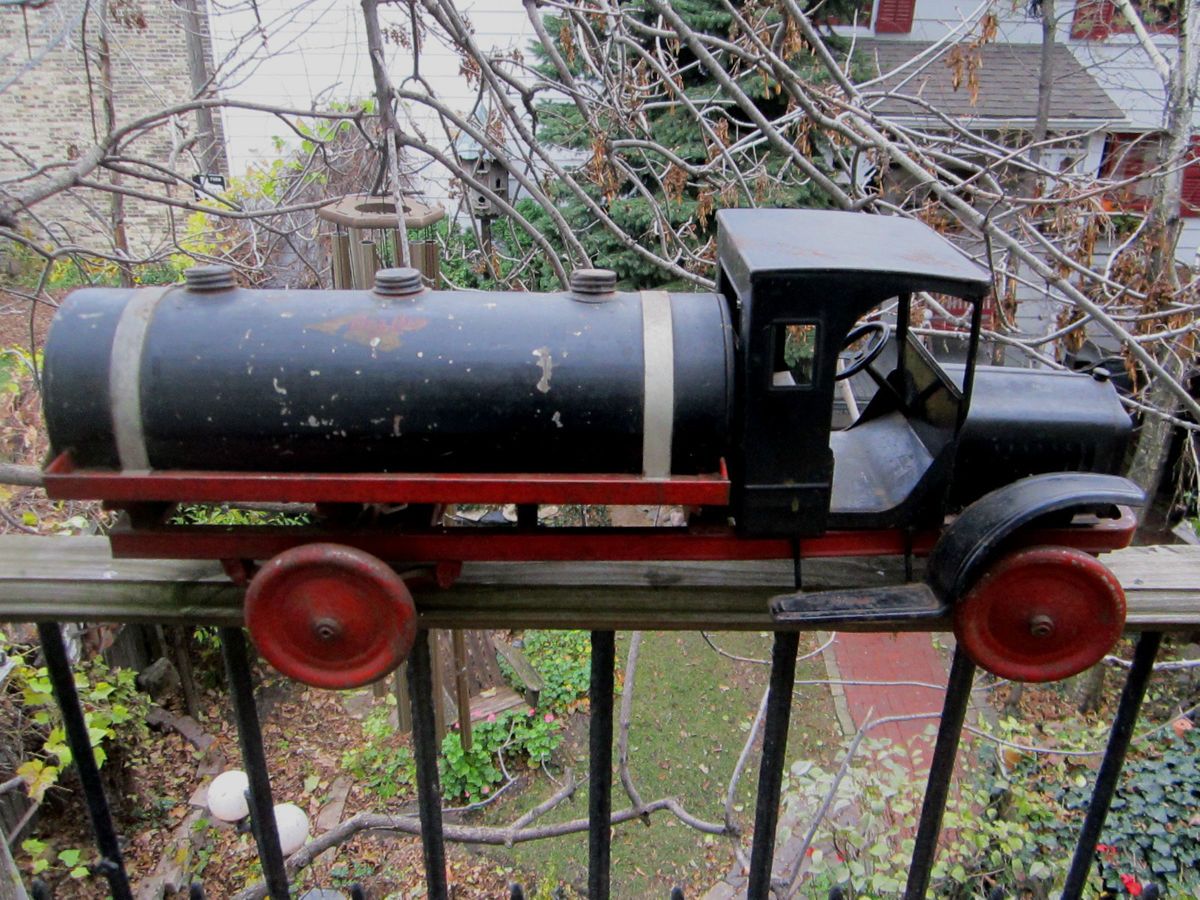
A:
[[20, 613, 1171, 899]]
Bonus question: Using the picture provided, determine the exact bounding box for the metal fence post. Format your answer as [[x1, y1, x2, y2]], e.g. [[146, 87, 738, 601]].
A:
[[35, 622, 133, 900], [1060, 631, 1163, 900], [746, 630, 801, 898], [904, 646, 976, 899], [407, 629, 449, 900], [589, 630, 617, 900], [220, 627, 290, 899]]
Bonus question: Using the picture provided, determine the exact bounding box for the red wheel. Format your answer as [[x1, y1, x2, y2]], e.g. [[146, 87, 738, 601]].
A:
[[953, 546, 1125, 683], [245, 543, 416, 690]]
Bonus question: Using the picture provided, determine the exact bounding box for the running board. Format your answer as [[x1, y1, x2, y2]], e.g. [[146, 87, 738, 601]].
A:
[[770, 583, 948, 627]]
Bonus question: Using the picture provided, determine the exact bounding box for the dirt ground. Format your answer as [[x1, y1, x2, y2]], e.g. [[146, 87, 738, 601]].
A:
[[0, 290, 56, 354], [22, 665, 527, 898]]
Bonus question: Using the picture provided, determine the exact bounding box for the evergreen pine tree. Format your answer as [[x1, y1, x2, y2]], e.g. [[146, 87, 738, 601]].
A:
[[525, 1, 867, 288]]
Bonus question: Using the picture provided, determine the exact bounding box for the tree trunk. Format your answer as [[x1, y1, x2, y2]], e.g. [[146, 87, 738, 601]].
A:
[[1076, 662, 1107, 714], [361, 0, 411, 266], [96, 5, 133, 287], [0, 839, 29, 900], [994, 0, 1056, 365], [1003, 681, 1024, 714], [1123, 0, 1198, 510], [179, 0, 220, 174]]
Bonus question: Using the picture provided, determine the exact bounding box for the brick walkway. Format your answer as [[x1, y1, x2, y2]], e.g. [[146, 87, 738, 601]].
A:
[[827, 631, 951, 767]]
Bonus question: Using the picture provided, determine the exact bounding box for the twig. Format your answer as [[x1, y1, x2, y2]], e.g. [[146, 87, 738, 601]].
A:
[[616, 631, 646, 810]]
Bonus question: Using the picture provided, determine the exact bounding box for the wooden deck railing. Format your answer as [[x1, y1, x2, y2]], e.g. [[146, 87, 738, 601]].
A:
[[0, 536, 1196, 899]]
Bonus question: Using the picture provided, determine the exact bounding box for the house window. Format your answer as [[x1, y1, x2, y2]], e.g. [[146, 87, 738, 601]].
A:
[[1072, 0, 1178, 39], [1101, 133, 1200, 218]]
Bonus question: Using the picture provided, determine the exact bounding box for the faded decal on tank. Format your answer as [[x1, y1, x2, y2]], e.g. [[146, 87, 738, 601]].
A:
[[306, 313, 429, 352]]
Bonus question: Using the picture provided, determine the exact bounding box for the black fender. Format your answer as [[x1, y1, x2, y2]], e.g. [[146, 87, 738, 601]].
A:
[[926, 472, 1144, 602]]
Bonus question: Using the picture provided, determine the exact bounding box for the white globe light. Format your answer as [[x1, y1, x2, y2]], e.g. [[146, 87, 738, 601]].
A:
[[274, 802, 310, 856], [207, 770, 250, 822]]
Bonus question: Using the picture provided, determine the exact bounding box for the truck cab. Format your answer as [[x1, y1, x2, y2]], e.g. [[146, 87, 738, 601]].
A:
[[716, 209, 1130, 538]]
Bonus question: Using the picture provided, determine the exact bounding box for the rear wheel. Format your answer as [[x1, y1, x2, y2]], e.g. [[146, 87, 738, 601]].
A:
[[245, 543, 417, 690]]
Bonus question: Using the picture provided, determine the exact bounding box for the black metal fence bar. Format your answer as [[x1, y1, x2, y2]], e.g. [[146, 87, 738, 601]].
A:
[[407, 629, 449, 900], [746, 630, 801, 899], [21, 621, 1178, 898], [1060, 631, 1164, 899], [588, 630, 617, 900], [220, 626, 291, 899], [904, 646, 977, 900], [35, 622, 134, 900]]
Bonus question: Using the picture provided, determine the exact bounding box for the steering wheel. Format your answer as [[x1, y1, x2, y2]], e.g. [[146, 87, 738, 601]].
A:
[[834, 321, 891, 381]]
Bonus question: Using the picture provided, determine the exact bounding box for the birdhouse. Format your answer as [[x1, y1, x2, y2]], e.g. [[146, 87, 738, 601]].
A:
[[465, 155, 510, 218], [454, 113, 511, 219]]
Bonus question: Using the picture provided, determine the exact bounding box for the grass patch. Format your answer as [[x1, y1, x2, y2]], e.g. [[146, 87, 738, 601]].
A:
[[477, 630, 840, 897]]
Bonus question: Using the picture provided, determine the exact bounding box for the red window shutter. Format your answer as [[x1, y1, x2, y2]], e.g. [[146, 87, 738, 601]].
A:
[[875, 0, 915, 33], [1181, 140, 1200, 218], [1072, 0, 1115, 39]]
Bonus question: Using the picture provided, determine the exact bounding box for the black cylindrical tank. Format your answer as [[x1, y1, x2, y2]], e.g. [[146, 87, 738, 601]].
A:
[[43, 278, 733, 476]]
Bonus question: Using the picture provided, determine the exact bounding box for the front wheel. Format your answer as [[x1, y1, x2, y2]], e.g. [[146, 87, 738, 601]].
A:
[[953, 545, 1125, 683]]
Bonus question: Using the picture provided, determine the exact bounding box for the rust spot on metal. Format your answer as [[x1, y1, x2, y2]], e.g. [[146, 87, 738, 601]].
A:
[[307, 313, 429, 352]]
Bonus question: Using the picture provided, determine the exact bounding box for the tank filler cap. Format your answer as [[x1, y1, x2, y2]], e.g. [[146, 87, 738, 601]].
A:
[[184, 265, 236, 292], [374, 267, 424, 297], [569, 268, 617, 301]]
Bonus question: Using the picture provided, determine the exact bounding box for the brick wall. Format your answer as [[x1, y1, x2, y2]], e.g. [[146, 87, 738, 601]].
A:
[[0, 0, 227, 258]]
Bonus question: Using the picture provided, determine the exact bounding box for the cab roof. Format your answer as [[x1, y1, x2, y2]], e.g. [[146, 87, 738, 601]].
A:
[[716, 209, 991, 300]]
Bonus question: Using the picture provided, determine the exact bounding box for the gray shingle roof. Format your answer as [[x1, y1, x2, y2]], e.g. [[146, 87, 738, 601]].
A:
[[854, 41, 1124, 123]]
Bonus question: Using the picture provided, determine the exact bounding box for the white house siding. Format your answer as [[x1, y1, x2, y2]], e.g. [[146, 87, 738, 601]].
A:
[[901, 0, 1200, 261], [210, 1, 1200, 263], [210, 0, 534, 208]]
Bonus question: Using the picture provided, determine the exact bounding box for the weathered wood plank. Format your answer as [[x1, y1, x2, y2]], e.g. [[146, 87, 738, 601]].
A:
[[0, 536, 1195, 631], [492, 635, 545, 708], [468, 687, 527, 722]]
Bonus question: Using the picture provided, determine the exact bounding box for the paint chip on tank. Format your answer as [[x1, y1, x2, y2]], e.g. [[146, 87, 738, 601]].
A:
[[533, 346, 554, 393]]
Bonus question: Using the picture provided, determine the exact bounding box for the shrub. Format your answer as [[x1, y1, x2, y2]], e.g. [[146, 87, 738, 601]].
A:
[[782, 733, 1058, 899], [341, 704, 563, 805], [439, 709, 562, 803], [339, 705, 414, 801], [783, 718, 1199, 898], [501, 630, 591, 714], [1053, 728, 1200, 895], [3, 637, 150, 806]]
